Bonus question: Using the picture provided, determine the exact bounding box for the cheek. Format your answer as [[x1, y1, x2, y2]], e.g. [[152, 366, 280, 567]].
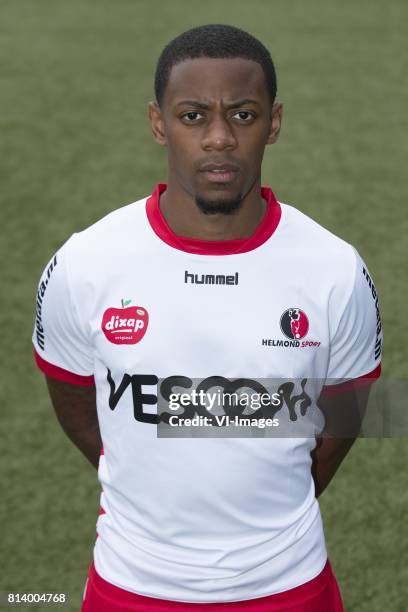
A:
[[250, 124, 271, 147], [167, 135, 197, 165]]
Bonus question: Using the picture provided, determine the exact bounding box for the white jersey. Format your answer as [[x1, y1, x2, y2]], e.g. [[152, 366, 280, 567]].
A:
[[32, 183, 382, 602]]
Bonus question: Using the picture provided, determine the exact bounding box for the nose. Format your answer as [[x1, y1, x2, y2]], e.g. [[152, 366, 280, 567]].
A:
[[201, 116, 237, 151]]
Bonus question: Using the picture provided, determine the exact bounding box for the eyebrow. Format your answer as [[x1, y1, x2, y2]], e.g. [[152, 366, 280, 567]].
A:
[[175, 98, 260, 109]]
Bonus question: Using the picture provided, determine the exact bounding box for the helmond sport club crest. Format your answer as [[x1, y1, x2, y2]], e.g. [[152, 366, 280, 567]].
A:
[[280, 308, 309, 340]]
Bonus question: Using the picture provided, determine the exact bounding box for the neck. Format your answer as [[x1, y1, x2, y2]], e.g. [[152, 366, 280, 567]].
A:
[[159, 177, 266, 241]]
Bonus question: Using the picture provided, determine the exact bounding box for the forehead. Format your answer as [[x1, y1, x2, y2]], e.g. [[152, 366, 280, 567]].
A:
[[163, 57, 268, 105]]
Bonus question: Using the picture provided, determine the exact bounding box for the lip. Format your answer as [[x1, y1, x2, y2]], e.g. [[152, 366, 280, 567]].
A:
[[201, 170, 237, 184], [199, 162, 239, 184], [199, 162, 239, 172]]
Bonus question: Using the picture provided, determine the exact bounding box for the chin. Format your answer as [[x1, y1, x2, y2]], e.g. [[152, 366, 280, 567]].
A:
[[196, 180, 243, 198], [194, 189, 244, 216]]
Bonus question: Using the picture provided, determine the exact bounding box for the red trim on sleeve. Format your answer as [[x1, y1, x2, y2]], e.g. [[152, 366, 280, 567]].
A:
[[321, 363, 381, 396], [145, 183, 282, 255], [33, 348, 95, 386]]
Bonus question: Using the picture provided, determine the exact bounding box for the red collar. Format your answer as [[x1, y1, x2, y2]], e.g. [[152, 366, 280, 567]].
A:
[[145, 183, 281, 255]]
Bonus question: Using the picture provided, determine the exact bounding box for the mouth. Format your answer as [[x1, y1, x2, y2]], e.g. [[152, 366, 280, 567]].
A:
[[201, 170, 237, 184], [199, 164, 239, 185]]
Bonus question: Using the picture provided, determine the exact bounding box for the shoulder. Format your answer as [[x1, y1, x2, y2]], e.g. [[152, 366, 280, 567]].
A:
[[44, 193, 151, 301], [277, 200, 359, 284], [279, 202, 354, 254], [60, 194, 150, 265], [74, 194, 148, 246]]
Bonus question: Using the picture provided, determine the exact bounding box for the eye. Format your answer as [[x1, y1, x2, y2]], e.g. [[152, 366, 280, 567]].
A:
[[181, 111, 204, 122], [232, 111, 255, 122]]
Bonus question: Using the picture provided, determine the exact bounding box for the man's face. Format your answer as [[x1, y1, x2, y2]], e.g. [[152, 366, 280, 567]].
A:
[[149, 57, 282, 214]]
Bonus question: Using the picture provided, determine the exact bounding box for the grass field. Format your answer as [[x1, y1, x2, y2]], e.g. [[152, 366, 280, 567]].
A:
[[1, 1, 407, 610]]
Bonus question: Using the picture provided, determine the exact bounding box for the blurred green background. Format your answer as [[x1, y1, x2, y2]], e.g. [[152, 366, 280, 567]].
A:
[[1, 0, 407, 610]]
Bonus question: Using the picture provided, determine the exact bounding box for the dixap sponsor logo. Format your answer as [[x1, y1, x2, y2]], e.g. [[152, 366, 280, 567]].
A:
[[102, 300, 148, 345]]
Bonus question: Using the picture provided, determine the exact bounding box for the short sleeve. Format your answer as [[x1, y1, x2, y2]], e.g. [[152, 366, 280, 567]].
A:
[[32, 237, 95, 386], [324, 248, 383, 390]]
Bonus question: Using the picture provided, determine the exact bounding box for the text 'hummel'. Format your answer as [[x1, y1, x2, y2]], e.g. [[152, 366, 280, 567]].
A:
[[184, 270, 239, 285]]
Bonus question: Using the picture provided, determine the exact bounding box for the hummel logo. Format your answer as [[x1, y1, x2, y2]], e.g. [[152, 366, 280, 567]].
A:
[[184, 270, 239, 285]]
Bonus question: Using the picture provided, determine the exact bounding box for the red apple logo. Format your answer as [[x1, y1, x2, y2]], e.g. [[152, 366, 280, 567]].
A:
[[102, 302, 148, 345]]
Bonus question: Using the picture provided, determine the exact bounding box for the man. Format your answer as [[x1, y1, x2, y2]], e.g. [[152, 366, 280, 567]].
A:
[[32, 24, 382, 611]]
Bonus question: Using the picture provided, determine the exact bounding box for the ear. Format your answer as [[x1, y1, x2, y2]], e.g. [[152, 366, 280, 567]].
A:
[[148, 101, 167, 146], [266, 102, 283, 145]]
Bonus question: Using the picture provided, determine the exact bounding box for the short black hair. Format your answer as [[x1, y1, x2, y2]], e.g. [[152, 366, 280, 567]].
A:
[[154, 24, 277, 107]]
